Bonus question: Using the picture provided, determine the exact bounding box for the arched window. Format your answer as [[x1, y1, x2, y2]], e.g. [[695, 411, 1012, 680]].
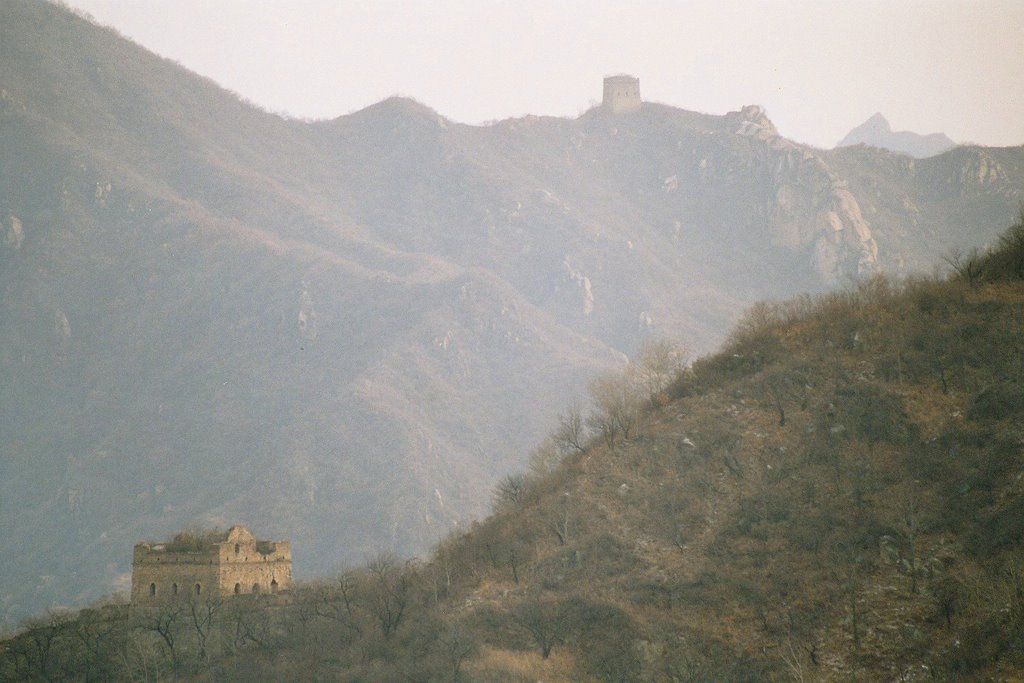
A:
[[195, 583, 202, 595], [149, 583, 156, 597], [234, 543, 240, 555], [252, 583, 260, 594], [234, 582, 241, 594], [172, 583, 179, 595], [270, 579, 278, 593]]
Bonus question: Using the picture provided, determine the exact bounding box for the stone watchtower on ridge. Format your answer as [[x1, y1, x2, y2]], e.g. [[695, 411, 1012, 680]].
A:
[[602, 74, 641, 113], [131, 525, 293, 604]]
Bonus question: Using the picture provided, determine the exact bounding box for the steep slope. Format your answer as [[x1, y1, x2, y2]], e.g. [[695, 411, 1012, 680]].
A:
[[1, 0, 1022, 628], [4, 220, 1023, 681], [314, 222, 1024, 681], [0, 0, 621, 626], [443, 229, 1024, 681]]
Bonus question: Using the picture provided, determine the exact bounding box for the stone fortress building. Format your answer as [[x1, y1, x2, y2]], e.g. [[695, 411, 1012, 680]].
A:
[[131, 525, 292, 604], [602, 74, 641, 113]]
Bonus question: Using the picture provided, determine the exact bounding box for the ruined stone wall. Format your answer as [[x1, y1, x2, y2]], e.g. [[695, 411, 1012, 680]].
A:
[[130, 546, 220, 604], [217, 540, 293, 595], [130, 527, 294, 603]]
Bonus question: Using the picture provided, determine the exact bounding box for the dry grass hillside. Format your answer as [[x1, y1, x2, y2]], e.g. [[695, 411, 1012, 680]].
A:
[[3, 215, 1023, 681], [4, 0, 1024, 628], [429, 216, 1024, 681]]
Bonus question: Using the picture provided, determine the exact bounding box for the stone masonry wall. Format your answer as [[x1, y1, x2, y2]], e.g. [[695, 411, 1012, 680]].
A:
[[216, 539, 293, 595], [603, 75, 641, 113], [130, 547, 220, 603], [130, 526, 293, 604]]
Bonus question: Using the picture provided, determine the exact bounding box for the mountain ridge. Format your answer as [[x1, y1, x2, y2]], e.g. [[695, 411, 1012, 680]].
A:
[[4, 215, 1024, 680], [1, 0, 1022, 628], [837, 112, 957, 159]]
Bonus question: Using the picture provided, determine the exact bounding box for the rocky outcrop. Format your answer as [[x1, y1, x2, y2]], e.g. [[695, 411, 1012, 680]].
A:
[[561, 258, 594, 317], [54, 307, 70, 339], [298, 283, 317, 341], [727, 104, 779, 141], [812, 186, 879, 280], [958, 150, 1007, 195], [731, 106, 879, 283], [5, 214, 23, 249]]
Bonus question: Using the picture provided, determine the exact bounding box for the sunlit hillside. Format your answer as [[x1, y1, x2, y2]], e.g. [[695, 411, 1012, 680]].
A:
[[3, 215, 1022, 681]]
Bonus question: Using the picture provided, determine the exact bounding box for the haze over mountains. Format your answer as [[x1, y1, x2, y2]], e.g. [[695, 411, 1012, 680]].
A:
[[837, 112, 958, 158], [1, 0, 1022, 627]]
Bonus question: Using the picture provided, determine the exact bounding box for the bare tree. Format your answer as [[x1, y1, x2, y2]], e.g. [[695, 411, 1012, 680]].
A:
[[513, 598, 568, 659], [73, 606, 126, 682], [304, 572, 367, 643], [507, 544, 523, 585], [762, 372, 795, 427], [771, 599, 826, 676], [430, 535, 461, 603], [553, 398, 588, 455], [831, 543, 867, 679], [780, 639, 807, 683], [985, 206, 1024, 280], [547, 491, 574, 545], [528, 436, 563, 477], [285, 579, 362, 657], [490, 472, 529, 512], [636, 337, 689, 399], [930, 575, 963, 627], [437, 625, 477, 682], [587, 371, 641, 446], [221, 597, 273, 653], [898, 491, 922, 595], [6, 611, 74, 683], [134, 602, 185, 675], [366, 554, 414, 638], [187, 595, 222, 663], [943, 247, 986, 286], [335, 571, 363, 629]]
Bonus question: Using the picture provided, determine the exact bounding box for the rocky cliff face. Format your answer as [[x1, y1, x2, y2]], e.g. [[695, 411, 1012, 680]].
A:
[[729, 105, 880, 283], [0, 0, 1021, 628]]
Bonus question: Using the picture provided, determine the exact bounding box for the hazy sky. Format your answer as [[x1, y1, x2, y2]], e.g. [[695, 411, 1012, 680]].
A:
[[65, 0, 1024, 149]]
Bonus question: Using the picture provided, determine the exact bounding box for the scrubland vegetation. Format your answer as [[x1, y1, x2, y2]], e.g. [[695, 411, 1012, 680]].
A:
[[3, 212, 1024, 681], [9, 0, 1024, 633]]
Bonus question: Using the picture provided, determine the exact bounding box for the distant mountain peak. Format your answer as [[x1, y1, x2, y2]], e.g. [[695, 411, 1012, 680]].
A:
[[862, 112, 891, 133], [333, 96, 446, 127], [837, 113, 956, 158], [372, 95, 438, 116]]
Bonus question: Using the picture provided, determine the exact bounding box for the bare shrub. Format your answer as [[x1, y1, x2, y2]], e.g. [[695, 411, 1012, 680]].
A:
[[587, 371, 642, 446]]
